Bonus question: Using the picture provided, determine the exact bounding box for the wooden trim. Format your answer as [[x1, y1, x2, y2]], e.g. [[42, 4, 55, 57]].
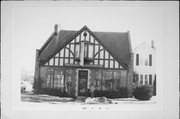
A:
[[103, 49, 105, 68], [108, 53, 110, 68], [98, 44, 100, 65]]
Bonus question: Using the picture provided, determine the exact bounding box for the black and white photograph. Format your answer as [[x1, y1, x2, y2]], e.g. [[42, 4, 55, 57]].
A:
[[1, 1, 179, 119]]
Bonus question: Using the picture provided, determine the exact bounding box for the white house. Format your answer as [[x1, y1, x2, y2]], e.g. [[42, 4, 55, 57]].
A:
[[133, 41, 156, 86]]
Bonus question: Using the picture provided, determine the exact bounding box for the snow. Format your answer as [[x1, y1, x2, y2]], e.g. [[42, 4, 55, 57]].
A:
[[21, 93, 157, 105]]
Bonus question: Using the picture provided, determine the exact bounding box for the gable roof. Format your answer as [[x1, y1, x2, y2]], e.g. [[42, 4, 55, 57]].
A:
[[39, 26, 132, 68], [133, 42, 156, 53]]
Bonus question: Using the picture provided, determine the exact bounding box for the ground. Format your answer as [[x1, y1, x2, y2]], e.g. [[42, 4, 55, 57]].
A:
[[21, 92, 157, 105]]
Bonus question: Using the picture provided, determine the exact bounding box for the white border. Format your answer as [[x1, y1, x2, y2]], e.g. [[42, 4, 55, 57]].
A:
[[1, 1, 179, 119]]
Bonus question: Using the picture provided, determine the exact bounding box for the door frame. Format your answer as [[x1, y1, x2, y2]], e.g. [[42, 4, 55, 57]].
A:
[[76, 69, 90, 96]]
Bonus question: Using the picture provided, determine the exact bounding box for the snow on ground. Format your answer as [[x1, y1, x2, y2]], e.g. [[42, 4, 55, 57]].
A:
[[21, 93, 157, 105]]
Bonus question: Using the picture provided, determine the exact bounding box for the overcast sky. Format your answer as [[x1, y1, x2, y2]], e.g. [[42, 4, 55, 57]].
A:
[[12, 6, 163, 73]]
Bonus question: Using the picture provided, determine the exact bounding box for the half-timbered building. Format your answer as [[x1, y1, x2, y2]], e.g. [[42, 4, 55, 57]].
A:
[[34, 25, 133, 98]]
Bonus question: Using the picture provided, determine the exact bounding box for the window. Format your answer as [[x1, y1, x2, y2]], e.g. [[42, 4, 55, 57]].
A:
[[145, 75, 148, 85], [149, 54, 152, 66], [105, 60, 108, 68], [65, 70, 74, 93], [102, 71, 113, 91], [46, 69, 54, 88], [136, 54, 139, 65], [59, 58, 63, 66], [54, 70, 64, 88], [133, 74, 139, 83], [140, 75, 143, 84], [105, 51, 109, 59], [95, 70, 102, 90], [110, 60, 114, 68], [113, 71, 121, 90], [75, 44, 80, 58], [149, 75, 152, 85], [100, 50, 104, 59], [54, 58, 59, 66], [60, 49, 64, 57], [88, 44, 93, 58], [84, 44, 88, 57], [49, 58, 54, 66], [114, 61, 119, 68], [65, 48, 69, 57]]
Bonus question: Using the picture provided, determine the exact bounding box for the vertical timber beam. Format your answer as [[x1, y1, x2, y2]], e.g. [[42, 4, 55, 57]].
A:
[[34, 49, 40, 94]]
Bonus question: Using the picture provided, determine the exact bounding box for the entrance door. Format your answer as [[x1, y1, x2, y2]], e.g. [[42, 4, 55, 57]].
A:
[[78, 70, 88, 96]]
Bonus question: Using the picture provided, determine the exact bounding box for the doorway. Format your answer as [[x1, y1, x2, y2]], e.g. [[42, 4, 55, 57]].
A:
[[78, 70, 88, 96]]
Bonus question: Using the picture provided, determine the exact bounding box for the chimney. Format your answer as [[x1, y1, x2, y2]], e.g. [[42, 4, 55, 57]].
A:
[[151, 40, 154, 48], [54, 24, 58, 34]]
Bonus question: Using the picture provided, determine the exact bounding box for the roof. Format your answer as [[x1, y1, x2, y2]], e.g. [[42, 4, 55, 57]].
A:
[[133, 42, 156, 53], [39, 26, 132, 68]]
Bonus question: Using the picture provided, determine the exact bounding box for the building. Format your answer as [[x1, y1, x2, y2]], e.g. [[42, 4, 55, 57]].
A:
[[133, 41, 156, 89], [34, 25, 133, 98]]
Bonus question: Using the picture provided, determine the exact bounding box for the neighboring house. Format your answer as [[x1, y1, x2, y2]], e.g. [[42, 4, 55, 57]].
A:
[[34, 25, 133, 98], [133, 41, 156, 87]]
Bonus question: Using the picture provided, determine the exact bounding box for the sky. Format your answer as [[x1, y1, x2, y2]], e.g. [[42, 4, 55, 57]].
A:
[[12, 6, 163, 73]]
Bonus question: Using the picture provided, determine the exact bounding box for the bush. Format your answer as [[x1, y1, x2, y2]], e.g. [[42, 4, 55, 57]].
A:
[[89, 87, 128, 99], [133, 85, 153, 100]]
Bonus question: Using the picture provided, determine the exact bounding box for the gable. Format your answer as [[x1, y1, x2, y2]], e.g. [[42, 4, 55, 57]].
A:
[[39, 26, 131, 68], [44, 29, 124, 69]]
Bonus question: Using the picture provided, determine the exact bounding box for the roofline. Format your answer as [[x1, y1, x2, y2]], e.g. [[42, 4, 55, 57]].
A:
[[39, 32, 57, 54], [85, 26, 128, 69], [41, 26, 88, 63], [133, 42, 146, 52]]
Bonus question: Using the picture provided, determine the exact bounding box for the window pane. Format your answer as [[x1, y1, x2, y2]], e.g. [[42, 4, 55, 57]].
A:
[[94, 60, 98, 65], [49, 58, 54, 66], [105, 60, 108, 68], [100, 51, 104, 59], [60, 58, 63, 66], [71, 44, 74, 54], [95, 70, 102, 91], [94, 45, 98, 54], [70, 59, 73, 64], [55, 58, 59, 66], [65, 59, 68, 64], [84, 44, 88, 57], [145, 75, 148, 85], [75, 44, 80, 57], [60, 49, 64, 57], [65, 48, 69, 57], [54, 70, 64, 88], [136, 54, 139, 65], [114, 61, 119, 68], [94, 39, 98, 44], [100, 46, 103, 50], [71, 39, 75, 43], [99, 60, 103, 65], [90, 36, 94, 43], [105, 51, 109, 59], [55, 52, 59, 57], [76, 35, 80, 42], [88, 45, 93, 58], [102, 71, 113, 91], [110, 55, 113, 59], [149, 54, 152, 66], [70, 53, 73, 58], [110, 60, 114, 68]]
